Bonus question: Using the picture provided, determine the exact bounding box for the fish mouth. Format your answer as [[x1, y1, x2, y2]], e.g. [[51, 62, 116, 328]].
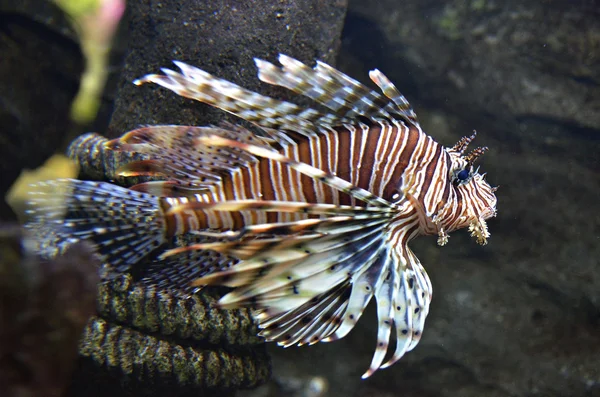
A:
[[480, 204, 497, 220]]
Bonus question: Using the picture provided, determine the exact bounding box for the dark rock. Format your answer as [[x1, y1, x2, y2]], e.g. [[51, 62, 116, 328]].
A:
[[0, 0, 83, 220], [108, 0, 349, 137]]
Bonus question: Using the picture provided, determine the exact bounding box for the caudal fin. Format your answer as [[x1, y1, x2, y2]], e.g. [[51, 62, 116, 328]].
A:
[[26, 179, 167, 272]]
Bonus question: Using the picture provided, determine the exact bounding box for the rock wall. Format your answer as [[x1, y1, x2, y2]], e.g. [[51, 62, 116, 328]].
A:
[[108, 0, 349, 136]]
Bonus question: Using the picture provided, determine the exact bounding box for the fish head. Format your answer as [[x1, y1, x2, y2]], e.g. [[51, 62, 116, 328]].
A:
[[437, 133, 497, 245]]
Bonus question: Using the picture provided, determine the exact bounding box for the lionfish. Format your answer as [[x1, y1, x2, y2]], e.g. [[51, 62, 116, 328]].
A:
[[26, 55, 497, 378]]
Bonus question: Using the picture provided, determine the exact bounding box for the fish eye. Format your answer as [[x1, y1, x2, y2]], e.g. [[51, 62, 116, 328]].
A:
[[457, 169, 470, 181], [452, 167, 472, 186]]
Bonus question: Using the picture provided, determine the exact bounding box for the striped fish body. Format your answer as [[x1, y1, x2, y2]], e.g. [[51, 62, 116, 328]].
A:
[[110, 121, 494, 246], [26, 55, 497, 379]]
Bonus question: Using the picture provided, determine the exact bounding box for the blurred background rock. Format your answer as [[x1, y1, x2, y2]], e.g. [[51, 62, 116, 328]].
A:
[[0, 226, 100, 397]]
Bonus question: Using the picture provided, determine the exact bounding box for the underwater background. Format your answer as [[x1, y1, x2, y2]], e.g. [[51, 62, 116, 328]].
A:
[[1, 0, 598, 396]]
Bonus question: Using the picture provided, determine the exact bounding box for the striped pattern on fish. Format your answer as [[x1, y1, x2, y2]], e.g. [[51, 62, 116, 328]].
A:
[[25, 54, 497, 379]]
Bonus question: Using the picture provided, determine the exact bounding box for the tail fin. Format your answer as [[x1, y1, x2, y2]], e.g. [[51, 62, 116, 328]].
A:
[[26, 179, 167, 271]]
